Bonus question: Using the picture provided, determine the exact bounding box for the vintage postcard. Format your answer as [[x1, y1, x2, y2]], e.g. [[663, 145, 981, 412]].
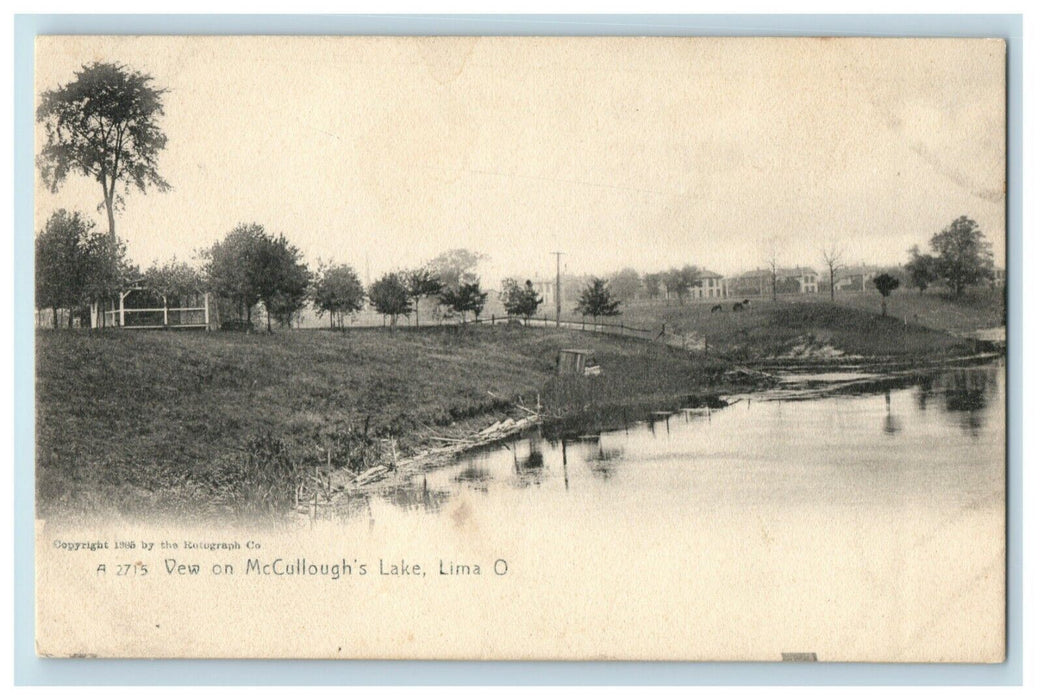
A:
[[33, 35, 1007, 661]]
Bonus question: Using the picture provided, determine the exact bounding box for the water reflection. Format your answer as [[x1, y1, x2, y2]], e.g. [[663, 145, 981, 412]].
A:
[[512, 436, 548, 488], [342, 361, 1002, 519], [883, 390, 902, 436], [379, 477, 450, 513], [911, 366, 998, 437], [584, 439, 624, 480]]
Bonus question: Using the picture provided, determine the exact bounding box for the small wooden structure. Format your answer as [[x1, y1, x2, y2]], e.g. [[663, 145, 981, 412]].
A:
[[94, 284, 210, 330], [557, 348, 600, 376]]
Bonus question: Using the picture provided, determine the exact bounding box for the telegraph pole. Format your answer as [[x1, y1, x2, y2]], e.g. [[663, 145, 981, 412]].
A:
[[551, 251, 564, 327]]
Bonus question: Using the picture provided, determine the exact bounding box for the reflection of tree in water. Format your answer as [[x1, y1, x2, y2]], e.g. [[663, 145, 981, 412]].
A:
[[883, 390, 902, 435], [513, 437, 547, 487], [584, 440, 624, 480], [379, 478, 450, 513], [453, 465, 492, 491], [919, 366, 998, 437], [915, 375, 934, 412]]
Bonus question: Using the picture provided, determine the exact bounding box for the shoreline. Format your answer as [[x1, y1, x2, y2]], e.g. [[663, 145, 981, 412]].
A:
[[312, 350, 1004, 512]]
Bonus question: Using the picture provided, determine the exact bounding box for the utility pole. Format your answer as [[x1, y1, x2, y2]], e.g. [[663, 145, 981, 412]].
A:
[[552, 251, 563, 327]]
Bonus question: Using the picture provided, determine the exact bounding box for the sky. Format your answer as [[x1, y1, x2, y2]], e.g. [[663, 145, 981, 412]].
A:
[[34, 36, 1007, 283]]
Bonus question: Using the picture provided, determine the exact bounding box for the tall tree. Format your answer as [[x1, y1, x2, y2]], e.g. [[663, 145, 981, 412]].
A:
[[929, 216, 994, 298], [404, 267, 443, 327], [36, 62, 170, 239], [904, 246, 938, 294], [575, 278, 621, 323], [313, 263, 366, 328], [872, 273, 901, 317], [369, 272, 412, 326], [500, 278, 543, 324], [821, 243, 845, 302]]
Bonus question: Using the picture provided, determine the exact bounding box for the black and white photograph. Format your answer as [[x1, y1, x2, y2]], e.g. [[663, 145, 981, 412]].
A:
[[32, 35, 1007, 661]]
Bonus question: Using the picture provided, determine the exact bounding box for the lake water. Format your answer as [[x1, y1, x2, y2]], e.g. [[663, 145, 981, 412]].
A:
[[335, 361, 1006, 661]]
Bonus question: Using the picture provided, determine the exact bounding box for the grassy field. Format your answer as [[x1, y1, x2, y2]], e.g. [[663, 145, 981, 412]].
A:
[[36, 301, 979, 518], [563, 287, 1004, 336], [563, 294, 982, 360], [36, 325, 741, 517]]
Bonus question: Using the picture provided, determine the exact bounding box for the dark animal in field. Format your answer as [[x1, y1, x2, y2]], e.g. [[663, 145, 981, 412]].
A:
[[710, 304, 723, 313], [732, 299, 751, 312]]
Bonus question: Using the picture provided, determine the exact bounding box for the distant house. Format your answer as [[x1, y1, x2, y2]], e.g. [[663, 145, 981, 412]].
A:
[[781, 267, 819, 294], [727, 267, 819, 296], [688, 269, 726, 299], [832, 265, 881, 293]]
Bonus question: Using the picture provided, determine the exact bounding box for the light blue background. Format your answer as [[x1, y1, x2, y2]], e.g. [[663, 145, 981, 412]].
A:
[[13, 13, 1023, 686]]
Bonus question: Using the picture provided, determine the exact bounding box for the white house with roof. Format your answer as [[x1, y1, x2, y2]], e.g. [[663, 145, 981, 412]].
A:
[[688, 269, 726, 299]]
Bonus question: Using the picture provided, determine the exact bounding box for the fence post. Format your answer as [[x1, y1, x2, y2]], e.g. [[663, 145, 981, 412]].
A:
[[163, 296, 169, 328], [204, 292, 211, 330]]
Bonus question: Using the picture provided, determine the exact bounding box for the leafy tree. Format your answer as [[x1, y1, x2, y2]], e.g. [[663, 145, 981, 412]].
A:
[[872, 273, 901, 317], [404, 267, 443, 327], [369, 272, 412, 325], [427, 248, 485, 290], [664, 265, 701, 304], [36, 62, 169, 239], [643, 272, 663, 301], [575, 278, 621, 322], [255, 234, 310, 330], [202, 224, 265, 324], [904, 246, 938, 294], [36, 210, 90, 327], [929, 217, 993, 298], [500, 278, 543, 323], [35, 209, 134, 328], [439, 281, 488, 323], [607, 267, 642, 303], [142, 258, 204, 306], [313, 263, 366, 328], [202, 223, 310, 330]]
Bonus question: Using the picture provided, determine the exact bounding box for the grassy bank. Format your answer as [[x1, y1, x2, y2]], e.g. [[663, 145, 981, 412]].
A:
[[36, 303, 976, 518], [36, 325, 739, 518]]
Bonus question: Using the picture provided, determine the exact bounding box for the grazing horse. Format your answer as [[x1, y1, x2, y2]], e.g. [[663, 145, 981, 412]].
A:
[[710, 304, 723, 313], [732, 299, 751, 312]]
